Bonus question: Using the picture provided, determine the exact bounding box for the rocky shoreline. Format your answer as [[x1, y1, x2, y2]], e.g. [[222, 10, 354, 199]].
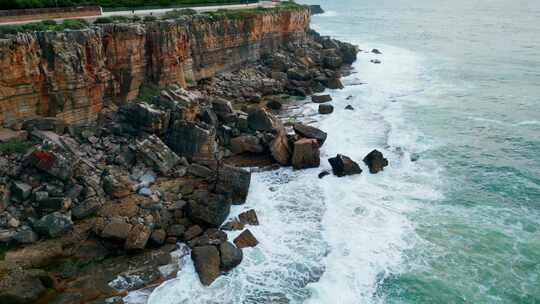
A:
[[0, 16, 390, 304]]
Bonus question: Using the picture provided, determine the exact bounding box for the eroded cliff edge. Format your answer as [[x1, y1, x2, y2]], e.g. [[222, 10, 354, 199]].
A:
[[0, 9, 310, 125]]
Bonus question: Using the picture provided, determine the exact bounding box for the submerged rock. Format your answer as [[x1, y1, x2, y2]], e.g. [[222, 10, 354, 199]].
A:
[[345, 105, 355, 110], [371, 48, 382, 54], [318, 104, 334, 114], [311, 94, 332, 103], [363, 149, 389, 173], [328, 154, 362, 177], [219, 241, 243, 271]]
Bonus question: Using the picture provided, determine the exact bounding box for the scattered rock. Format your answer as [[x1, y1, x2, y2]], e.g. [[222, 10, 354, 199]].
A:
[[293, 123, 327, 146], [345, 105, 355, 110], [292, 138, 320, 170], [328, 154, 363, 177], [166, 120, 217, 161], [187, 190, 231, 227], [182, 225, 203, 241], [371, 48, 382, 54], [191, 245, 221, 286], [72, 197, 101, 220], [32, 212, 73, 238], [233, 229, 259, 249], [370, 59, 381, 64], [100, 218, 133, 241], [0, 267, 50, 304], [12, 228, 39, 244], [318, 171, 330, 179], [311, 94, 332, 103], [10, 181, 32, 203], [238, 209, 259, 226], [25, 149, 73, 181], [219, 241, 243, 271], [230, 135, 264, 154], [125, 224, 152, 250], [363, 149, 389, 173], [318, 104, 334, 114], [136, 135, 181, 175], [121, 102, 170, 135], [247, 107, 280, 132]]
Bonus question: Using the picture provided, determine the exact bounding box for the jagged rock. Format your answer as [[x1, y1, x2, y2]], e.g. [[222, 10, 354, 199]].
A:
[[125, 224, 152, 250], [22, 117, 66, 133], [312, 94, 332, 103], [121, 102, 170, 135], [270, 128, 292, 165], [318, 104, 334, 114], [100, 218, 133, 241], [32, 212, 73, 238], [212, 165, 251, 204], [210, 97, 234, 121], [238, 209, 259, 226], [370, 59, 381, 64], [189, 228, 227, 247], [187, 190, 231, 227], [265, 99, 283, 110], [323, 77, 344, 90], [219, 241, 243, 271], [136, 135, 181, 175], [150, 229, 166, 246], [10, 181, 32, 203], [363, 149, 389, 174], [324, 55, 343, 69], [230, 135, 264, 154], [35, 196, 70, 215], [166, 120, 217, 161], [345, 105, 355, 110], [233, 229, 259, 249], [182, 225, 203, 241], [372, 48, 382, 54], [292, 138, 320, 170], [287, 67, 311, 81], [309, 4, 325, 15], [339, 43, 359, 64], [12, 228, 39, 244], [25, 149, 73, 181], [318, 171, 330, 179], [247, 107, 280, 132], [293, 123, 328, 146], [188, 163, 214, 178], [328, 154, 363, 177], [191, 245, 221, 286]]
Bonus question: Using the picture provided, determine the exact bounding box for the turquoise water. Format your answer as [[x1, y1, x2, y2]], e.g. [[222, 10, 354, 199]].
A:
[[305, 0, 540, 302], [142, 1, 540, 303]]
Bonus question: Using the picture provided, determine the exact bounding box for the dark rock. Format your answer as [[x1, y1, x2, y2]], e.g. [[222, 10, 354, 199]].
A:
[[182, 225, 203, 241], [0, 267, 50, 304], [189, 228, 227, 247], [311, 94, 332, 103], [328, 154, 363, 177], [219, 241, 243, 271], [318, 171, 330, 179], [100, 218, 132, 240], [22, 117, 66, 133], [247, 106, 280, 132], [318, 104, 334, 114], [345, 105, 355, 110], [187, 163, 214, 178], [371, 48, 382, 54], [125, 224, 152, 250], [363, 149, 389, 174], [323, 55, 343, 69], [12, 228, 39, 244], [167, 224, 186, 237], [187, 190, 231, 227], [234, 229, 259, 249], [191, 245, 221, 286], [265, 99, 283, 110], [136, 135, 181, 175], [287, 67, 311, 81], [211, 165, 251, 204], [10, 181, 32, 203], [121, 102, 170, 135], [370, 59, 381, 64], [410, 153, 420, 162], [166, 120, 217, 161], [33, 212, 73, 238], [293, 123, 327, 146], [324, 78, 344, 89], [150, 229, 166, 246], [230, 135, 264, 154], [238, 209, 259, 226], [292, 138, 320, 170], [25, 149, 73, 181], [35, 196, 70, 214], [309, 4, 324, 15]]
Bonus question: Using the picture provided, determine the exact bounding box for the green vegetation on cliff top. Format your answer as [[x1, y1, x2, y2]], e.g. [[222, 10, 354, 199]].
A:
[[1, 0, 256, 10]]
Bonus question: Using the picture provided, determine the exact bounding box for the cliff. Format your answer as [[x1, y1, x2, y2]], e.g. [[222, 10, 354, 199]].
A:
[[0, 9, 310, 125]]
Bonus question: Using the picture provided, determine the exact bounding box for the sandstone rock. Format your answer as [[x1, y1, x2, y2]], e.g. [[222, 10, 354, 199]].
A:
[[191, 245, 221, 286], [292, 138, 320, 170], [150, 229, 166, 246], [230, 135, 264, 154], [210, 97, 234, 121], [270, 128, 292, 165], [25, 149, 73, 181], [363, 149, 389, 174], [189, 228, 227, 247], [125, 224, 152, 250], [136, 135, 181, 175], [324, 77, 344, 89], [167, 224, 186, 237], [238, 209, 259, 226], [166, 120, 217, 161], [211, 165, 251, 204], [182, 225, 203, 241], [339, 43, 359, 64], [187, 190, 231, 227], [219, 241, 243, 271], [233, 229, 259, 249], [72, 197, 101, 220], [35, 196, 70, 215], [122, 102, 170, 135], [293, 123, 328, 146], [22, 117, 66, 134], [328, 154, 363, 177], [100, 218, 133, 241], [318, 104, 334, 114], [33, 212, 73, 238], [312, 94, 332, 103]]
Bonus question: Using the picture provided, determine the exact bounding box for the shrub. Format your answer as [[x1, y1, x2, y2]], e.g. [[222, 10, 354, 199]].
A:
[[94, 17, 114, 24], [0, 139, 33, 155], [143, 16, 157, 22], [61, 19, 90, 29], [110, 15, 131, 22], [161, 8, 197, 19], [131, 15, 142, 22]]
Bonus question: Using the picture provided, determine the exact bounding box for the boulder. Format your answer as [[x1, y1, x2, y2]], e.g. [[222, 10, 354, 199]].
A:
[[328, 154, 363, 177], [0, 267, 50, 304], [10, 181, 32, 203], [323, 55, 343, 69], [270, 128, 292, 166], [311, 94, 332, 103], [211, 165, 251, 204], [219, 241, 243, 271], [187, 190, 231, 227], [287, 67, 311, 81], [32, 212, 73, 238], [233, 229, 259, 249], [182, 225, 203, 241], [247, 107, 280, 132], [265, 99, 283, 110], [324, 77, 344, 90], [339, 43, 359, 64], [191, 245, 221, 286], [210, 97, 234, 121], [293, 123, 327, 146], [0, 128, 28, 142], [345, 105, 355, 110], [363, 149, 389, 174], [167, 224, 186, 237], [136, 135, 181, 175], [121, 102, 170, 135], [22, 117, 66, 133], [238, 209, 259, 226], [150, 229, 166, 246], [318, 104, 334, 114], [100, 218, 132, 241], [166, 121, 217, 161], [187, 163, 214, 178], [309, 4, 324, 15], [292, 138, 320, 170], [72, 197, 101, 220], [12, 228, 39, 244], [25, 149, 73, 181], [370, 59, 381, 64], [125, 224, 152, 250], [189, 228, 227, 247], [230, 135, 264, 154]]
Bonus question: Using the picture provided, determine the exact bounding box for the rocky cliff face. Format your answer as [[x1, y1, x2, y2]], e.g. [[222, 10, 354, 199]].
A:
[[0, 10, 310, 125]]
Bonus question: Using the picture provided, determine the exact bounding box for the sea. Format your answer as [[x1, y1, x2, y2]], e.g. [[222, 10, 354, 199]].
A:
[[128, 0, 540, 302]]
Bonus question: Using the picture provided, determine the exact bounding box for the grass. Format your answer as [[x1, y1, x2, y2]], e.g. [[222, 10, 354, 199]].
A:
[[0, 139, 33, 155], [0, 19, 89, 36], [161, 8, 197, 19], [137, 84, 161, 102]]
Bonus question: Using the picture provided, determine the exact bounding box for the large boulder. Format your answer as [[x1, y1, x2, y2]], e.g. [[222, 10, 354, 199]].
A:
[[233, 229, 259, 249], [293, 123, 327, 146], [363, 149, 389, 174], [187, 190, 231, 227], [136, 135, 181, 175], [166, 121, 217, 161], [121, 102, 170, 135], [219, 241, 243, 271], [328, 154, 363, 177], [100, 218, 133, 241], [287, 67, 311, 81], [270, 128, 292, 166], [292, 138, 320, 170], [323, 55, 343, 69], [32, 212, 73, 238], [247, 107, 281, 132], [125, 224, 152, 250], [25, 149, 73, 181], [191, 245, 221, 286], [230, 135, 264, 154], [210, 97, 234, 121], [339, 43, 359, 64], [10, 182, 32, 203], [211, 165, 251, 204]]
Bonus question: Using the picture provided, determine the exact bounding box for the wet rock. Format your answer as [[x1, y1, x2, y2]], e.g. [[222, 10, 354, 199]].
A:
[[33, 212, 73, 238], [323, 55, 343, 69], [410, 153, 420, 162], [121, 102, 170, 135], [287, 67, 311, 81], [25, 149, 73, 181], [318, 104, 334, 114], [35, 196, 70, 214], [338, 42, 359, 64], [324, 77, 344, 89], [311, 94, 332, 103], [234, 229, 259, 249], [247, 106, 281, 132], [125, 224, 152, 250], [345, 105, 355, 110], [309, 4, 324, 15], [370, 59, 381, 64], [166, 120, 217, 161], [328, 154, 362, 177], [182, 225, 203, 241], [293, 123, 328, 146], [211, 165, 251, 204], [100, 218, 133, 241], [363, 149, 389, 174], [219, 241, 243, 271], [191, 245, 221, 286], [270, 128, 292, 165], [230, 135, 265, 154], [187, 190, 231, 227], [10, 181, 32, 203], [292, 138, 320, 170], [136, 135, 181, 175], [238, 209, 259, 226], [371, 48, 382, 54], [318, 171, 330, 179]]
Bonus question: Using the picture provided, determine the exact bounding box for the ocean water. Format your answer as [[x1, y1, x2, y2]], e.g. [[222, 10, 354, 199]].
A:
[[140, 0, 540, 303]]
